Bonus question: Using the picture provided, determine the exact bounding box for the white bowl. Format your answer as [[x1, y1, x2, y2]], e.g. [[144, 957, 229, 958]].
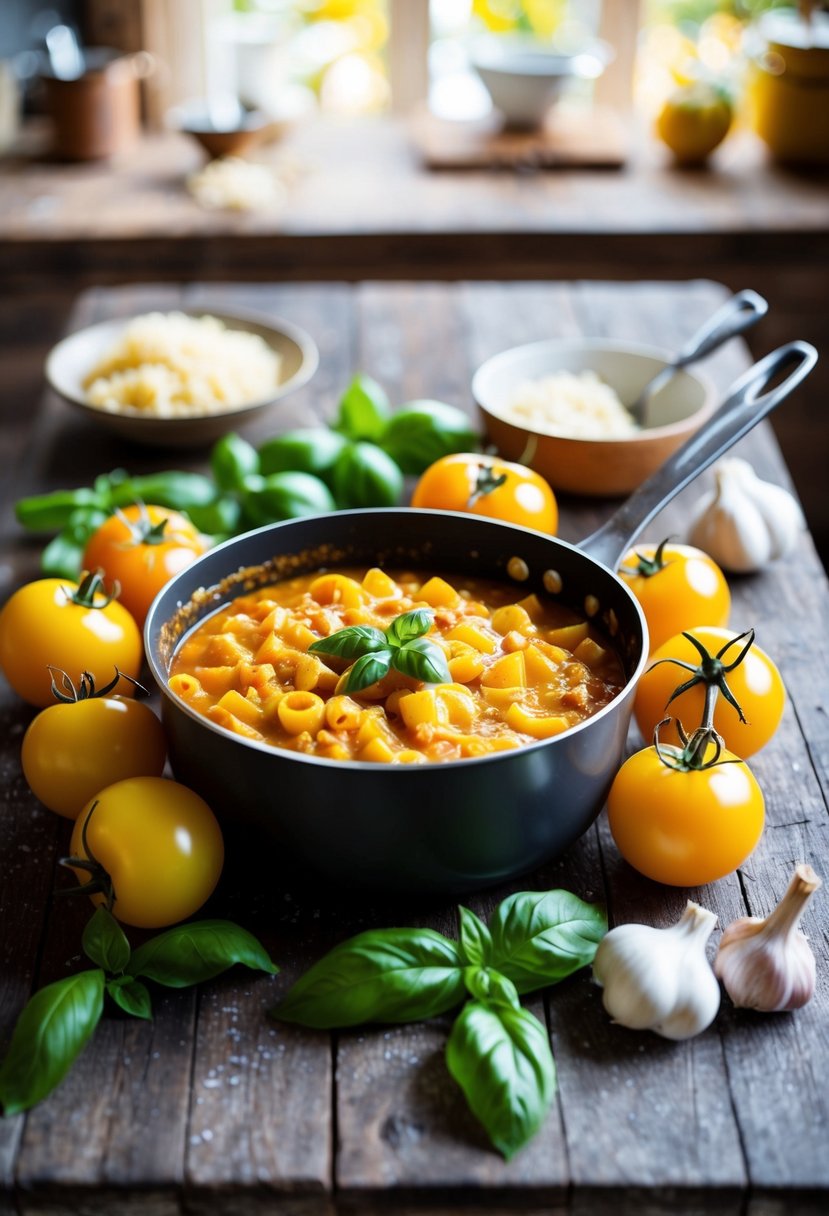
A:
[[46, 307, 319, 449], [472, 338, 717, 497], [469, 35, 612, 129]]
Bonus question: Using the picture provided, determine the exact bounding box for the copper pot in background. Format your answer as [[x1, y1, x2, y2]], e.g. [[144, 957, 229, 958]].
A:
[[42, 49, 153, 161]]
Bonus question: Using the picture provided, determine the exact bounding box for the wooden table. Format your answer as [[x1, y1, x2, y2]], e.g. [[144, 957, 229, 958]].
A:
[[1, 281, 827, 1215]]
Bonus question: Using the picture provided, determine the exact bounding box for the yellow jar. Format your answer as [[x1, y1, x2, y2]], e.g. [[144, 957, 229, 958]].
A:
[[747, 11, 829, 164]]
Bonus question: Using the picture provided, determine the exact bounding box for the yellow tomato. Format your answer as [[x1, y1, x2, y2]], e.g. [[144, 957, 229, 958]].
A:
[[608, 741, 765, 887], [411, 454, 558, 534], [619, 541, 730, 653], [656, 84, 733, 165]]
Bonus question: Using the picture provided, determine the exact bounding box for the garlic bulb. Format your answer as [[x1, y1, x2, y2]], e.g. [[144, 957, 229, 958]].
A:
[[687, 457, 805, 573], [715, 865, 821, 1012], [592, 901, 720, 1040]]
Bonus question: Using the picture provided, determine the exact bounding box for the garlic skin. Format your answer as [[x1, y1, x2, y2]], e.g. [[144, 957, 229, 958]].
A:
[[593, 901, 720, 1041], [715, 865, 821, 1012], [687, 457, 805, 573]]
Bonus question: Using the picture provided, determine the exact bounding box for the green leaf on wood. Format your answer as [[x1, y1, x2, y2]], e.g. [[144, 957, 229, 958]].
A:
[[272, 928, 465, 1029], [446, 1000, 556, 1160], [127, 920, 277, 988], [82, 907, 131, 974], [0, 970, 105, 1116], [488, 890, 607, 994]]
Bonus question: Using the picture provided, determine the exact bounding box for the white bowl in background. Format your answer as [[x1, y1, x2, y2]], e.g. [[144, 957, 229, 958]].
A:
[[468, 35, 612, 129]]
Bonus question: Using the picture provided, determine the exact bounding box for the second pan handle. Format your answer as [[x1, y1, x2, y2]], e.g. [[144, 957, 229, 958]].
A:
[[580, 341, 817, 570]]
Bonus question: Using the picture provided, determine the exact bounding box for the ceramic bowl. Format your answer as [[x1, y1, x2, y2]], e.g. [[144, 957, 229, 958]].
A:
[[166, 99, 271, 158], [46, 307, 319, 448], [472, 338, 717, 497], [468, 36, 611, 129]]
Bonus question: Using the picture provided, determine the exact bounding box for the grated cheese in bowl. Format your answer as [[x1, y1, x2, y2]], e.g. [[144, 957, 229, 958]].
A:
[[83, 312, 281, 418], [503, 369, 639, 439]]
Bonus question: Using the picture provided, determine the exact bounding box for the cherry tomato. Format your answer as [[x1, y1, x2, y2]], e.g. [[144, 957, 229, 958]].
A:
[[22, 680, 167, 820], [69, 776, 224, 929], [634, 626, 784, 758], [83, 505, 207, 627], [411, 454, 558, 534], [607, 741, 764, 886], [0, 573, 141, 708], [619, 541, 730, 654]]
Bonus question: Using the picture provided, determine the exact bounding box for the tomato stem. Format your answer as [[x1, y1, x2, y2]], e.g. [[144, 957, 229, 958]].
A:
[[619, 535, 675, 579], [468, 464, 508, 507], [66, 569, 121, 610], [115, 503, 169, 547], [58, 800, 116, 912], [47, 666, 146, 703]]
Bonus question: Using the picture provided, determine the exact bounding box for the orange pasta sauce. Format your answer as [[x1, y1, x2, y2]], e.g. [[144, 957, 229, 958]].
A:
[[169, 567, 625, 764]]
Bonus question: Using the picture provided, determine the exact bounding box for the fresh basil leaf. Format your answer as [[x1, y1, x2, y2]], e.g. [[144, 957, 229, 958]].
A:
[[343, 650, 392, 694], [392, 637, 451, 685], [272, 928, 465, 1029], [309, 625, 388, 660], [127, 920, 278, 988], [333, 374, 391, 442], [107, 977, 152, 1021], [458, 906, 493, 968], [82, 907, 131, 974], [0, 970, 105, 1116], [386, 608, 433, 648], [446, 1000, 556, 1161], [489, 890, 607, 995], [462, 967, 520, 1009]]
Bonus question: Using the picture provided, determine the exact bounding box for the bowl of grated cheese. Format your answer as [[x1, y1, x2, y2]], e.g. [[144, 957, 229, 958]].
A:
[[46, 308, 319, 448], [472, 339, 716, 497]]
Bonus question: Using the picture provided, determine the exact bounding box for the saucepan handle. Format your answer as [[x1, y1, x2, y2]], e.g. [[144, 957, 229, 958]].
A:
[[579, 341, 817, 569]]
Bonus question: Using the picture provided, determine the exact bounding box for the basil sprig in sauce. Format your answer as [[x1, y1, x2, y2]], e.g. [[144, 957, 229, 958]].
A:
[[309, 607, 451, 695]]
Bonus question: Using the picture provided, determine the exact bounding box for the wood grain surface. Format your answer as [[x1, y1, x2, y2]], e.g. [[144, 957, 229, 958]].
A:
[[0, 281, 827, 1215]]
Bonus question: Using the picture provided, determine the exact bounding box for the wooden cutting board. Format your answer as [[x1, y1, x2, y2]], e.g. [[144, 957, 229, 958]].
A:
[[410, 102, 629, 170]]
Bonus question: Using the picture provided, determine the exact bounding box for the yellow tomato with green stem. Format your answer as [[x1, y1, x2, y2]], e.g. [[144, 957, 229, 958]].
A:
[[66, 777, 224, 929], [618, 539, 730, 654], [21, 670, 166, 820], [0, 571, 141, 707], [83, 504, 207, 628], [411, 454, 558, 534]]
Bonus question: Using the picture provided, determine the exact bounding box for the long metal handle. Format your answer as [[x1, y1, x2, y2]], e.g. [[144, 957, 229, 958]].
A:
[[580, 341, 817, 569]]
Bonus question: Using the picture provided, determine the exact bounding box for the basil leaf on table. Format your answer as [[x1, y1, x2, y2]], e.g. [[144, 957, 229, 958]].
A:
[[272, 929, 465, 1029], [462, 967, 519, 1009], [392, 637, 451, 685], [457, 906, 493, 968], [82, 907, 131, 974], [488, 890, 607, 994], [107, 977, 152, 1021], [446, 1001, 556, 1161], [0, 970, 105, 1116], [333, 374, 391, 442], [127, 920, 278, 988]]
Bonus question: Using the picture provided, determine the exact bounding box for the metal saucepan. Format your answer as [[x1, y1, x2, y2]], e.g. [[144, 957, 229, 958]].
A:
[[146, 343, 816, 894]]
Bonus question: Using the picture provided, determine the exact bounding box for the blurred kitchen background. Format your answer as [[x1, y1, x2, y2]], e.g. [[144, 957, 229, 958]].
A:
[[0, 1, 827, 560]]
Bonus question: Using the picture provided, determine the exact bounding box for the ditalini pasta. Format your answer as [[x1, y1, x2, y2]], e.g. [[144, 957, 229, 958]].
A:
[[169, 568, 625, 764]]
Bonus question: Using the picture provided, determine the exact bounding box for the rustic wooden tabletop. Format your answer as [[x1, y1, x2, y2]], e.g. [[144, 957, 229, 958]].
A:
[[1, 280, 827, 1216]]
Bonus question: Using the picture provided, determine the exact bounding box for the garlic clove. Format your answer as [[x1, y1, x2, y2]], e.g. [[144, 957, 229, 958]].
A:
[[715, 864, 821, 1013], [686, 457, 805, 574], [593, 901, 720, 1041]]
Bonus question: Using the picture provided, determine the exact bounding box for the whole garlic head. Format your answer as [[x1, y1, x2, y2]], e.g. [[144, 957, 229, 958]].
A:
[[715, 864, 821, 1012], [593, 901, 720, 1041], [687, 457, 805, 573]]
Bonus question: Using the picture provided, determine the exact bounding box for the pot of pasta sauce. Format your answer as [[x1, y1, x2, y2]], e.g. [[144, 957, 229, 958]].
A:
[[146, 344, 814, 894]]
